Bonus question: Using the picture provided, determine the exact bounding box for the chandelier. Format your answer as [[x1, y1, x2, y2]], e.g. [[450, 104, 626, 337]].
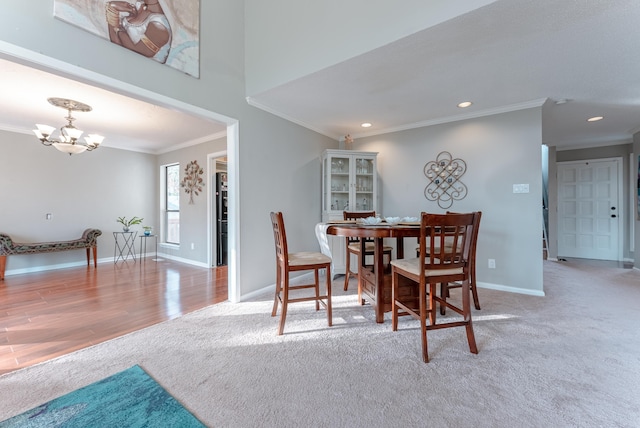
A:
[[33, 98, 104, 155]]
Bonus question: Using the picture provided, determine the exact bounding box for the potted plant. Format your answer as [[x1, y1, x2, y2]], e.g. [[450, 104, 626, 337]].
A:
[[116, 216, 143, 232], [142, 226, 153, 236]]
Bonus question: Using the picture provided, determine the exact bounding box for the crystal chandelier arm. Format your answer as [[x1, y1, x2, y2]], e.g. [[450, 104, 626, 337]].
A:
[[33, 129, 46, 141]]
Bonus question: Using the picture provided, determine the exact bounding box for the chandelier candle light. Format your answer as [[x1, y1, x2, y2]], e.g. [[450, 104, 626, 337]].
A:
[[33, 98, 104, 155]]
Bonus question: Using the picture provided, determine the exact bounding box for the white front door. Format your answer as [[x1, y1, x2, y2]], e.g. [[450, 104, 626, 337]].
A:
[[557, 158, 622, 261]]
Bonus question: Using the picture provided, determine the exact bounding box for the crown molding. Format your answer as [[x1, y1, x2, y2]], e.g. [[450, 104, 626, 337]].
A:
[[247, 96, 547, 141]]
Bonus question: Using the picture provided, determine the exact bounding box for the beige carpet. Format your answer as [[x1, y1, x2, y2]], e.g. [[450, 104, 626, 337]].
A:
[[1, 260, 639, 427]]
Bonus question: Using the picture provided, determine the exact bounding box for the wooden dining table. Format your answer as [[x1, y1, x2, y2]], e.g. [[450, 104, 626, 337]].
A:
[[325, 222, 421, 323]]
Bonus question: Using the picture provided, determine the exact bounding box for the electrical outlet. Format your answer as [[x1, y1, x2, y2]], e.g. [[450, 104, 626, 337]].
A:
[[46, 213, 52, 220], [191, 243, 195, 250], [488, 259, 496, 269]]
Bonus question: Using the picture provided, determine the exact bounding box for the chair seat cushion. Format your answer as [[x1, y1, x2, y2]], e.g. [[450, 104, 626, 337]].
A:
[[391, 257, 463, 277], [289, 251, 331, 266], [348, 242, 393, 253]]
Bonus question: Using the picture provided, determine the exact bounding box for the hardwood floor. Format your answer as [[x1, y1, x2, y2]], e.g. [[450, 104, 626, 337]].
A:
[[0, 257, 228, 376]]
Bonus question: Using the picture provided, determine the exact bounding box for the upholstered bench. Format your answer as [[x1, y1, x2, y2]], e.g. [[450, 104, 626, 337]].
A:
[[0, 229, 102, 280]]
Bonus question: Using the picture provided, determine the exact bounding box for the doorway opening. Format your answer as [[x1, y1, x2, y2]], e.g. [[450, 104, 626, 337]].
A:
[[209, 152, 228, 268], [0, 44, 241, 302]]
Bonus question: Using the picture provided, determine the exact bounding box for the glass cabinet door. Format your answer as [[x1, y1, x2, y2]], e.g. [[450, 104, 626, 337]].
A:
[[354, 156, 374, 211], [329, 155, 351, 211]]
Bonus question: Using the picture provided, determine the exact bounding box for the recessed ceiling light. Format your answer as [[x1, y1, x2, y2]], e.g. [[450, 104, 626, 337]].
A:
[[361, 122, 372, 128], [587, 116, 604, 122], [457, 101, 473, 108]]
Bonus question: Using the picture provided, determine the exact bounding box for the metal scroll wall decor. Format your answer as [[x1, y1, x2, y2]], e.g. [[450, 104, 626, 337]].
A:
[[424, 151, 468, 209], [180, 160, 204, 204]]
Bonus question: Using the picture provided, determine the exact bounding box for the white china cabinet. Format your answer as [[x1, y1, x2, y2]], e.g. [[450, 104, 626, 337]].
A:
[[321, 149, 379, 275]]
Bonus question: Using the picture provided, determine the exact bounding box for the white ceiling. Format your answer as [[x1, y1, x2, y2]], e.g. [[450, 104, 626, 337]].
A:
[[0, 59, 226, 154], [1, 0, 639, 152], [250, 0, 640, 149]]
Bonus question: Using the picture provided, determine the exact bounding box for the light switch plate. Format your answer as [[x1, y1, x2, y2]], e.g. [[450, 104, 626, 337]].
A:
[[513, 184, 529, 193]]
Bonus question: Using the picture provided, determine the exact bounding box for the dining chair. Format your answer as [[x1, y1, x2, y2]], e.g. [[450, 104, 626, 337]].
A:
[[391, 212, 478, 363], [416, 211, 482, 314], [270, 211, 332, 335], [439, 211, 482, 315], [343, 211, 393, 296]]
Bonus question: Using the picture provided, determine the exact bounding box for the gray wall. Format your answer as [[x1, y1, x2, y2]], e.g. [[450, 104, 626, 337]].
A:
[[353, 108, 544, 295], [244, 0, 497, 95], [157, 137, 227, 265]]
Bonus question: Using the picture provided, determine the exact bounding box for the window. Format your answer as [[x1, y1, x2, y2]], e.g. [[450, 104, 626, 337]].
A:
[[165, 163, 180, 244]]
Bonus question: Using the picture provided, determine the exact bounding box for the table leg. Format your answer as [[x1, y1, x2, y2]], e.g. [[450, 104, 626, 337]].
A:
[[128, 234, 136, 261], [358, 239, 366, 305], [374, 237, 385, 323], [114, 233, 137, 263], [396, 236, 405, 259], [0, 255, 6, 280]]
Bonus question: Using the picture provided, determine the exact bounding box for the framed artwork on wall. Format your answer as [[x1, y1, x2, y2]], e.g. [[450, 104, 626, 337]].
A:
[[53, 0, 200, 78]]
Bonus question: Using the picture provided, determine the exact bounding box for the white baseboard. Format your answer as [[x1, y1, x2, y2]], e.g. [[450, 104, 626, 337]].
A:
[[2, 252, 211, 278], [249, 274, 547, 303], [4, 256, 113, 277], [477, 281, 545, 297], [244, 272, 322, 302], [155, 252, 209, 268], [241, 284, 274, 302]]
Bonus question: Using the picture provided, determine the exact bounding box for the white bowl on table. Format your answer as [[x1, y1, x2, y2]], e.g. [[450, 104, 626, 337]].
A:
[[402, 216, 419, 223], [385, 216, 401, 225], [359, 216, 382, 225]]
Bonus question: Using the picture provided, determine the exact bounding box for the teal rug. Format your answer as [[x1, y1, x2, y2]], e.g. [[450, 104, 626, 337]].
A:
[[0, 365, 205, 427]]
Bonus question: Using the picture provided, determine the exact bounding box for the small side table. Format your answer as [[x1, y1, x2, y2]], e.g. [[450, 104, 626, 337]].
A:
[[113, 231, 137, 263], [139, 234, 158, 261]]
